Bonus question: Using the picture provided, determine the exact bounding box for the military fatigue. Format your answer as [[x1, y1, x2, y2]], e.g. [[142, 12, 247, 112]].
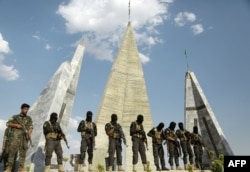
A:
[[105, 122, 125, 166], [164, 128, 180, 167], [1, 128, 18, 172], [6, 114, 33, 170], [147, 127, 166, 169], [130, 121, 147, 165], [191, 133, 204, 169], [77, 120, 97, 164], [176, 129, 194, 165], [43, 121, 64, 166]]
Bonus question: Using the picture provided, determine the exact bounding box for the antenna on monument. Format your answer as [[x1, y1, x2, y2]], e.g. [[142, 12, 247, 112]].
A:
[[184, 49, 190, 71], [128, 0, 131, 22]]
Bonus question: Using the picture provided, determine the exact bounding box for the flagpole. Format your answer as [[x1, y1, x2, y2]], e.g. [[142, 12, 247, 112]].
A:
[[185, 50, 189, 71]]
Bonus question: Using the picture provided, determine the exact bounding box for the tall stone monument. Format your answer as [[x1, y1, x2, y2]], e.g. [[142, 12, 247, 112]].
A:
[[185, 70, 233, 167], [25, 39, 85, 171], [93, 21, 154, 171]]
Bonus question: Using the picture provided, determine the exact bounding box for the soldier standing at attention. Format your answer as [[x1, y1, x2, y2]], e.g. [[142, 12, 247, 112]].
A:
[[130, 114, 147, 172], [105, 114, 126, 172], [190, 126, 205, 170], [43, 112, 65, 172], [147, 123, 169, 171], [176, 122, 194, 170], [4, 103, 33, 172], [77, 111, 97, 172], [164, 121, 182, 170]]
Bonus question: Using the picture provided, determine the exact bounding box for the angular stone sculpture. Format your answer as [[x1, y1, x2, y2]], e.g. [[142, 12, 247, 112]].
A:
[[185, 71, 233, 168], [25, 39, 85, 171], [93, 22, 154, 171]]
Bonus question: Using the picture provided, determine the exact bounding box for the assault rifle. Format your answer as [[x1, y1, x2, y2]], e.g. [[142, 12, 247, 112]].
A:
[[14, 117, 33, 147], [175, 140, 182, 158], [0, 149, 6, 163], [58, 132, 70, 149]]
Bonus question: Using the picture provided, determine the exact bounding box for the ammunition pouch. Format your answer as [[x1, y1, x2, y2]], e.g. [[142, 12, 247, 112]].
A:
[[46, 132, 58, 139], [133, 133, 143, 138]]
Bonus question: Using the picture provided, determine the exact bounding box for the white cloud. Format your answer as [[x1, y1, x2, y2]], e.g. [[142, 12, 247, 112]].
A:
[[68, 117, 79, 130], [174, 12, 196, 27], [32, 35, 41, 40], [57, 0, 173, 63], [45, 43, 51, 50], [191, 24, 204, 35], [139, 52, 150, 64], [0, 33, 11, 54], [0, 34, 19, 81]]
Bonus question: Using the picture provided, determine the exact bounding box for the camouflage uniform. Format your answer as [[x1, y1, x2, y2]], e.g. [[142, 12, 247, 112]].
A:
[[43, 121, 64, 167], [1, 127, 17, 172], [77, 120, 97, 165], [147, 127, 168, 171], [164, 128, 180, 169], [6, 114, 33, 170], [130, 121, 147, 166], [191, 132, 204, 169], [105, 122, 125, 168], [176, 129, 194, 165]]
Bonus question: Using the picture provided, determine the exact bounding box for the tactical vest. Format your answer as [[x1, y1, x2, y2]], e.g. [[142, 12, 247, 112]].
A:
[[177, 129, 188, 142], [45, 121, 59, 139], [192, 133, 202, 145], [107, 123, 121, 139], [81, 121, 93, 136], [154, 128, 163, 144], [166, 128, 177, 141], [132, 121, 143, 138]]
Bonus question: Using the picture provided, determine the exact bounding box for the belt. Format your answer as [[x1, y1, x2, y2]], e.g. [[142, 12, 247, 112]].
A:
[[46, 132, 58, 139], [133, 133, 143, 138]]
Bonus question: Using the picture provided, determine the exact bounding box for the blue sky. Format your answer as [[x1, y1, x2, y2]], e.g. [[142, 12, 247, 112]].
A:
[[0, 0, 250, 162]]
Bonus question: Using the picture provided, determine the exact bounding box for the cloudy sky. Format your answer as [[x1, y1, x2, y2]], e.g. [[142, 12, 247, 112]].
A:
[[0, 0, 250, 165]]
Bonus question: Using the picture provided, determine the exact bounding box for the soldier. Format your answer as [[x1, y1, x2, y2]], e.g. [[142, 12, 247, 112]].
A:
[[105, 114, 127, 171], [4, 103, 33, 172], [190, 126, 205, 170], [130, 114, 147, 172], [43, 112, 65, 172], [164, 121, 182, 170], [1, 127, 17, 172], [176, 122, 194, 170], [77, 111, 97, 172], [147, 123, 169, 171]]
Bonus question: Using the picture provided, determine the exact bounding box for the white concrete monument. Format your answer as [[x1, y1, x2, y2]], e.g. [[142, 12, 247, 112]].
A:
[[25, 39, 85, 171], [93, 22, 154, 171], [185, 70, 233, 168]]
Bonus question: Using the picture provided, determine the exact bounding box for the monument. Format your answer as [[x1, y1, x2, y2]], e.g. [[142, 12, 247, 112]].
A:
[[93, 21, 154, 171], [25, 39, 85, 171], [185, 70, 234, 168]]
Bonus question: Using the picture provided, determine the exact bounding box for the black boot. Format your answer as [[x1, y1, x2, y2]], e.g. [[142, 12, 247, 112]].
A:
[[156, 165, 161, 171], [161, 166, 169, 171]]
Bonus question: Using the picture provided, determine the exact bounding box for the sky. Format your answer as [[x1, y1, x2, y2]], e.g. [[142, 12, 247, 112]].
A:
[[0, 0, 250, 167]]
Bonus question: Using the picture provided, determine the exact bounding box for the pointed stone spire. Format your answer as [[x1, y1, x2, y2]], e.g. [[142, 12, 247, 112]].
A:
[[185, 71, 233, 166], [25, 39, 85, 171], [93, 22, 154, 171]]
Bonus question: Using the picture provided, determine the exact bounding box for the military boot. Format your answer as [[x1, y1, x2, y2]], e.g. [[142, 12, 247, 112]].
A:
[[58, 164, 65, 172], [4, 166, 12, 172], [78, 164, 84, 172], [44, 165, 50, 172], [156, 165, 161, 171], [170, 166, 174, 170], [132, 165, 137, 172], [143, 164, 147, 171], [88, 164, 94, 171], [162, 166, 170, 171], [108, 166, 112, 172], [118, 165, 124, 171]]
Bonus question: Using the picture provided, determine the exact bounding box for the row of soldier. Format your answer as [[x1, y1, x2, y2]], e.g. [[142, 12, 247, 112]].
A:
[[0, 104, 206, 172]]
